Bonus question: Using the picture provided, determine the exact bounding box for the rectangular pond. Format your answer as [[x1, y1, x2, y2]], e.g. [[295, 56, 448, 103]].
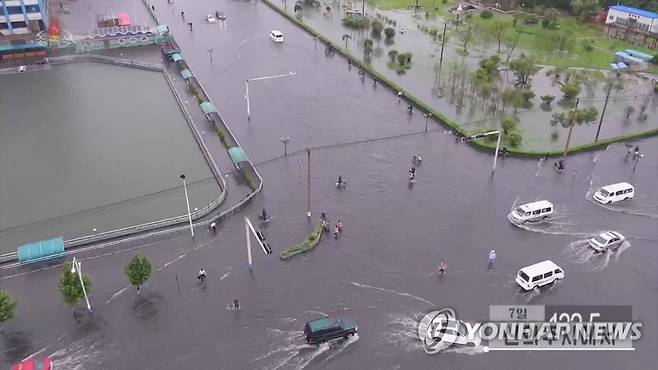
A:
[[0, 62, 222, 254]]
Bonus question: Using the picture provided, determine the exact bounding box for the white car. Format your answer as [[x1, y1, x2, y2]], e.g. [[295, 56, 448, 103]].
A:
[[269, 30, 284, 43], [17, 65, 27, 73], [588, 231, 625, 252]]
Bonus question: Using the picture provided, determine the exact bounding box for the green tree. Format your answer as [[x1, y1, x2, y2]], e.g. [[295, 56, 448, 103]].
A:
[[561, 81, 582, 99], [59, 262, 93, 307], [480, 9, 494, 19], [125, 254, 153, 294], [624, 106, 635, 119], [508, 53, 540, 87], [541, 95, 556, 105], [384, 27, 396, 38], [502, 88, 532, 113], [0, 290, 17, 332], [489, 20, 508, 53], [371, 20, 384, 37], [542, 8, 560, 28], [507, 131, 523, 147], [501, 116, 518, 134], [397, 53, 408, 65], [458, 23, 478, 55], [572, 0, 600, 21], [388, 49, 399, 63]]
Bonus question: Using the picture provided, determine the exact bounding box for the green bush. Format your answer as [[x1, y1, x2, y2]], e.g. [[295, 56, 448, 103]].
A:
[[561, 81, 582, 99], [523, 15, 539, 25], [217, 130, 228, 148], [507, 131, 523, 147], [371, 19, 384, 37], [388, 49, 398, 63], [384, 27, 396, 38], [342, 15, 369, 29], [480, 10, 493, 19], [501, 117, 518, 134]]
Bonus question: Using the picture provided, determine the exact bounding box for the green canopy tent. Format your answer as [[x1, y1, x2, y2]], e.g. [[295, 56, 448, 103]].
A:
[[180, 69, 193, 79], [228, 147, 249, 170], [200, 101, 217, 115], [171, 53, 183, 62]]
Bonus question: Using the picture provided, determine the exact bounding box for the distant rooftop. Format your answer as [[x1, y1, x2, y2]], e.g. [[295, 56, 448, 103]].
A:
[[610, 5, 658, 19]]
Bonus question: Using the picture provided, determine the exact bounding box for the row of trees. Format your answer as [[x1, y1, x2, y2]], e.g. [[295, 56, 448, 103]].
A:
[[0, 254, 152, 330]]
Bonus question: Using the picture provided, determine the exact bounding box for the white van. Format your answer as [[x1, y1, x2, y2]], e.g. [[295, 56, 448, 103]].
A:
[[516, 260, 564, 291], [509, 200, 553, 223], [593, 182, 634, 204]]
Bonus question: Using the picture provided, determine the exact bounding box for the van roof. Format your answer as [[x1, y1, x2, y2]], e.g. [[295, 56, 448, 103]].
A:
[[520, 260, 561, 275], [600, 182, 633, 191], [307, 318, 339, 332], [518, 200, 553, 211]]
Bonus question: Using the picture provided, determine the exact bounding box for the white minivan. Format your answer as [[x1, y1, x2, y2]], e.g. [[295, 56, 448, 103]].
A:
[[516, 260, 565, 291], [593, 182, 634, 204], [509, 200, 553, 223]]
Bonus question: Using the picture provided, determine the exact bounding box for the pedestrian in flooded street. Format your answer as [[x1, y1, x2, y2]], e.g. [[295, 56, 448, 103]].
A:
[[488, 250, 496, 269], [439, 258, 446, 274]]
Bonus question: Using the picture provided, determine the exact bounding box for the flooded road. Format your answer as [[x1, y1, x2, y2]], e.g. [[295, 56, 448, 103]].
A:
[[1, 1, 656, 369]]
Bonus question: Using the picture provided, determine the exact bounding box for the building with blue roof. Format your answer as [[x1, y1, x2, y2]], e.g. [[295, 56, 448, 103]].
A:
[[606, 4, 658, 34]]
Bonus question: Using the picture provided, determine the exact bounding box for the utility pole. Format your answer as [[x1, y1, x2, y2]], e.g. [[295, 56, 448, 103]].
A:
[[424, 112, 432, 132], [595, 82, 613, 142], [436, 23, 447, 88], [562, 98, 580, 161], [306, 148, 311, 218]]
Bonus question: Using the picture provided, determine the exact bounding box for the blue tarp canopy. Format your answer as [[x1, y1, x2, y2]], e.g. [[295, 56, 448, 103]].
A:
[[156, 24, 169, 35], [228, 147, 249, 164], [171, 53, 183, 62], [18, 237, 65, 262], [180, 69, 193, 79], [200, 102, 217, 114], [624, 49, 653, 61]]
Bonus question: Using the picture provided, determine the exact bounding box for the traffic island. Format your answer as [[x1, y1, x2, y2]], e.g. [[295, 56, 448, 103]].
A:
[[280, 221, 327, 260]]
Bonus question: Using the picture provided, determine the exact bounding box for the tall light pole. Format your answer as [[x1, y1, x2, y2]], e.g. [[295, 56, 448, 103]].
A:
[[206, 47, 214, 63], [280, 136, 290, 156], [180, 174, 194, 238], [460, 130, 502, 173], [245, 217, 273, 273], [633, 153, 644, 172], [306, 148, 311, 218], [245, 72, 296, 120], [71, 257, 91, 311], [424, 112, 432, 132]]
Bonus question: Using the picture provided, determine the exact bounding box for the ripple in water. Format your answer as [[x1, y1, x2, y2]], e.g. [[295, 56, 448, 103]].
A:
[[562, 239, 632, 271]]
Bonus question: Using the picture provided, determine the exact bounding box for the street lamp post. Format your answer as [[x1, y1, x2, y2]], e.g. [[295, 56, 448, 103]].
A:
[[206, 47, 214, 63], [306, 148, 311, 218], [280, 137, 290, 156], [245, 72, 296, 120], [633, 153, 644, 172], [180, 174, 194, 238], [71, 257, 91, 311], [424, 112, 432, 132], [460, 130, 502, 173]]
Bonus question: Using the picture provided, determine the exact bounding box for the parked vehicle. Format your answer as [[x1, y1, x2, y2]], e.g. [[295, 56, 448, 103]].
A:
[[588, 231, 625, 252], [304, 316, 357, 344], [509, 200, 553, 223], [269, 30, 284, 42], [593, 182, 634, 204], [516, 260, 564, 291]]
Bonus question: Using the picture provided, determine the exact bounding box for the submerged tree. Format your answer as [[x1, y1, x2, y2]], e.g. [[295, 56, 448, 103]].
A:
[[508, 53, 540, 87], [0, 290, 17, 332], [125, 254, 153, 294]]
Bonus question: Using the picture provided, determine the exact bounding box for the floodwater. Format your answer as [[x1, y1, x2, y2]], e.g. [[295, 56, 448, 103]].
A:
[[269, 2, 658, 151], [0, 1, 656, 369], [0, 62, 221, 254]]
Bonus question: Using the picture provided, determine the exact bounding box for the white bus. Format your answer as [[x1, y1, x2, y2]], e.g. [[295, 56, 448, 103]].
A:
[[593, 182, 634, 204], [516, 260, 565, 291], [509, 200, 553, 223]]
